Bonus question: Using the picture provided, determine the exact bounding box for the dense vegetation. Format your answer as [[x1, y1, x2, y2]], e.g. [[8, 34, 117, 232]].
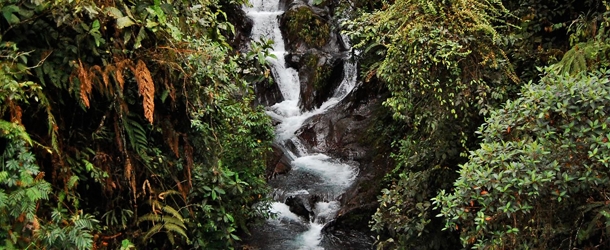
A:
[[345, 0, 610, 249], [0, 0, 275, 249]]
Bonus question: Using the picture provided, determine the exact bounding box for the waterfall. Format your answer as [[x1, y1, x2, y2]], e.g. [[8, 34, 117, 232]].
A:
[[244, 1, 359, 249]]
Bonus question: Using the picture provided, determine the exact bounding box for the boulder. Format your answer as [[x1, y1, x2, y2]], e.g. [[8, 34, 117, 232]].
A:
[[226, 5, 253, 51], [266, 144, 292, 179], [285, 195, 314, 222], [295, 81, 377, 159], [295, 78, 395, 244], [281, 4, 331, 52], [320, 204, 377, 249], [254, 78, 284, 107], [297, 52, 344, 110]]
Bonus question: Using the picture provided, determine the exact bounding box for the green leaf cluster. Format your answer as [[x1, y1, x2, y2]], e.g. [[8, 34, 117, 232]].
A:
[[434, 68, 610, 249], [345, 0, 610, 249]]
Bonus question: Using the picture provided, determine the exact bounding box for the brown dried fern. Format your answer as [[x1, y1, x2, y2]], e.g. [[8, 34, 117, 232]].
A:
[[102, 65, 115, 88], [77, 60, 93, 108], [133, 60, 155, 124], [114, 58, 129, 91], [8, 100, 22, 124]]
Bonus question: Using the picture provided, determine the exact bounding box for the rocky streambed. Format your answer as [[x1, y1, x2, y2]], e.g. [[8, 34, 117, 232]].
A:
[[238, 0, 396, 249]]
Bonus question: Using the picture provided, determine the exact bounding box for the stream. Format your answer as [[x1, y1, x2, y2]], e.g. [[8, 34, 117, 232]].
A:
[[242, 0, 366, 249]]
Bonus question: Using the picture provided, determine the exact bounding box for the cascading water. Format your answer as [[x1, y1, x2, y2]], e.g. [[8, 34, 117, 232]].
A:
[[243, 1, 361, 249]]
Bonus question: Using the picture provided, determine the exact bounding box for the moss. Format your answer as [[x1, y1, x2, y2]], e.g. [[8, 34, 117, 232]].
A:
[[302, 53, 332, 91], [285, 7, 331, 49]]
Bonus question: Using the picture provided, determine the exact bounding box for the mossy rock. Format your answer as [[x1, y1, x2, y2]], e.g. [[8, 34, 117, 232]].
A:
[[297, 52, 343, 110], [302, 53, 333, 91], [282, 6, 331, 50]]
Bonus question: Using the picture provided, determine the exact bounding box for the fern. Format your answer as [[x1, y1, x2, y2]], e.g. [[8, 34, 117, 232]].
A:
[[138, 202, 189, 245], [162, 205, 184, 221], [37, 209, 98, 250], [137, 213, 162, 223], [163, 222, 188, 239], [122, 115, 152, 163], [551, 41, 606, 75], [141, 223, 164, 243]]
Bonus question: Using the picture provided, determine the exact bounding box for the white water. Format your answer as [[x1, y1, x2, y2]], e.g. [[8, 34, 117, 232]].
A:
[[245, 1, 358, 249], [244, 2, 300, 102], [270, 202, 304, 222]]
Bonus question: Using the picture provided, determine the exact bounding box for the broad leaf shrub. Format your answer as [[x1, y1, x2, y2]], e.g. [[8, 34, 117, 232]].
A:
[[344, 0, 520, 247], [434, 68, 610, 249]]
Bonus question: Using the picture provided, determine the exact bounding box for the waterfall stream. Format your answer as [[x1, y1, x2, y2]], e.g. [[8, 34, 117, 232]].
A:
[[243, 1, 360, 249]]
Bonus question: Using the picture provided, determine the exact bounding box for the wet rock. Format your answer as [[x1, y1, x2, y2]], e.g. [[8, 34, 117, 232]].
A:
[[278, 1, 348, 112], [266, 144, 292, 179], [285, 195, 314, 221], [284, 53, 302, 68], [279, 0, 296, 10], [297, 52, 344, 110], [227, 5, 253, 51], [295, 78, 394, 245], [321, 204, 377, 250], [272, 160, 291, 179], [254, 78, 284, 107], [281, 4, 331, 51], [296, 82, 377, 159]]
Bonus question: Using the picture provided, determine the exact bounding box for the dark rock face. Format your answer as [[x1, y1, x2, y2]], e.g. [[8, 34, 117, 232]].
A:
[[320, 204, 377, 249], [297, 52, 344, 110], [226, 5, 253, 51], [266, 144, 292, 179], [296, 82, 377, 160], [284, 194, 322, 222], [254, 78, 284, 107]]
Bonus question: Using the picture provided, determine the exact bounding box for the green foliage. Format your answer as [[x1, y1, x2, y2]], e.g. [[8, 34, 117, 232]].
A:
[[37, 209, 99, 250], [503, 0, 604, 81], [302, 53, 333, 91], [138, 198, 189, 246], [434, 68, 610, 249], [188, 80, 274, 248], [345, 0, 517, 121], [0, 125, 51, 248], [371, 167, 460, 249], [549, 4, 610, 75], [345, 0, 520, 247], [0, 0, 273, 248]]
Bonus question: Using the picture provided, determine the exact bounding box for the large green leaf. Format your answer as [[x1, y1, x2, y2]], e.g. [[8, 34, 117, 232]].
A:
[[116, 16, 135, 29], [2, 5, 20, 24]]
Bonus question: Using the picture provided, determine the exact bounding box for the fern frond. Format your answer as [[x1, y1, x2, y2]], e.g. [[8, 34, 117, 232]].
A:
[[133, 60, 155, 124], [77, 59, 93, 108], [141, 223, 163, 242], [161, 216, 185, 228], [137, 213, 162, 224], [113, 57, 131, 91], [123, 116, 148, 155], [163, 222, 188, 240], [161, 204, 184, 221], [167, 231, 175, 245]]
